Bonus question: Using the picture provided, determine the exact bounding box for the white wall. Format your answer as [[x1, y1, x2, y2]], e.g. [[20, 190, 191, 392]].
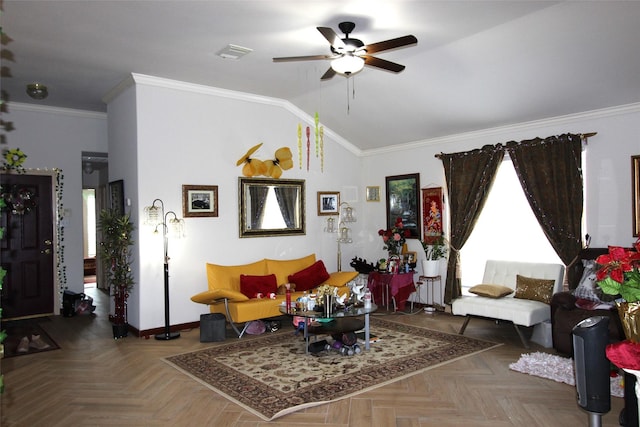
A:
[[3, 104, 108, 295], [106, 74, 363, 331]]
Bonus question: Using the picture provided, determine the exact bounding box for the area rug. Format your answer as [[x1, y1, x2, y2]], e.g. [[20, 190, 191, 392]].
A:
[[509, 351, 624, 397], [2, 317, 60, 358], [164, 317, 500, 421]]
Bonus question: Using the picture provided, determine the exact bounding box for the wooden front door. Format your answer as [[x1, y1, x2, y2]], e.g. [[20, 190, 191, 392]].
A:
[[1, 173, 55, 319]]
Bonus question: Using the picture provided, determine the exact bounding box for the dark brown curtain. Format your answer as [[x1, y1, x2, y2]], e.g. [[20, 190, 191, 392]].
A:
[[505, 133, 583, 266], [439, 144, 504, 303], [248, 186, 269, 229]]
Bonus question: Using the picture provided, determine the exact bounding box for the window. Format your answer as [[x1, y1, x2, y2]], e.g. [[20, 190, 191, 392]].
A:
[[459, 158, 562, 292]]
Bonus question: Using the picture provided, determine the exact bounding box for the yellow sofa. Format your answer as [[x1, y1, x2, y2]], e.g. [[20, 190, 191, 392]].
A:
[[191, 254, 358, 337]]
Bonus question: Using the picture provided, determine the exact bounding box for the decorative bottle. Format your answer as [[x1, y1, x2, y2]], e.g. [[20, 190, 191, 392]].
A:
[[285, 285, 292, 314], [364, 289, 372, 309]]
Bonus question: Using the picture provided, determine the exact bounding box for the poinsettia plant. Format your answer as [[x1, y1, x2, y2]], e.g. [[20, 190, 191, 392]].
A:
[[378, 217, 411, 255], [595, 238, 640, 303]]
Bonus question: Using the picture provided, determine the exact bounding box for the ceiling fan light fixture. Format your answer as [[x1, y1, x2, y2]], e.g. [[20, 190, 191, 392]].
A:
[[331, 54, 364, 76], [26, 83, 48, 100]]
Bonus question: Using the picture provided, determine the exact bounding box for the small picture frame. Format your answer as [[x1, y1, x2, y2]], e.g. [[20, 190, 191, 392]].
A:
[[366, 186, 381, 202], [404, 251, 417, 265], [109, 180, 125, 216], [182, 185, 218, 218], [317, 191, 340, 216]]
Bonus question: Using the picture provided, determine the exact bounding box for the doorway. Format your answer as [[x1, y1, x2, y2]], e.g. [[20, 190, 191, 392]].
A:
[[81, 151, 108, 291]]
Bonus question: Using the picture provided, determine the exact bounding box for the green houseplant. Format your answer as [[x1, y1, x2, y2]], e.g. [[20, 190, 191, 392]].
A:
[[421, 235, 448, 277], [98, 209, 135, 339]]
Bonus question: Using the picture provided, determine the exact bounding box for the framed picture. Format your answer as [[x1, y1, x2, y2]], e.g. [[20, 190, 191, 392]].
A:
[[108, 180, 125, 216], [633, 155, 640, 237], [317, 191, 340, 216], [182, 185, 218, 218], [385, 173, 420, 239], [366, 186, 380, 202], [404, 251, 417, 264]]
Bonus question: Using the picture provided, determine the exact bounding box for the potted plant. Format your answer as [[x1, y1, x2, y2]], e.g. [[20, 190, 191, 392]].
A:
[[595, 238, 640, 342], [98, 209, 135, 339], [421, 235, 447, 277]]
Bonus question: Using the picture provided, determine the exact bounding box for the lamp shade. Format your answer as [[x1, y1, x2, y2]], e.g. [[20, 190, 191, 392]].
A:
[[331, 54, 365, 76]]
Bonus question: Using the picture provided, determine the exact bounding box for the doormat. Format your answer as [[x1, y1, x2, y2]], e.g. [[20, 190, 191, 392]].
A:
[[509, 351, 623, 397], [164, 317, 500, 421], [2, 317, 60, 358]]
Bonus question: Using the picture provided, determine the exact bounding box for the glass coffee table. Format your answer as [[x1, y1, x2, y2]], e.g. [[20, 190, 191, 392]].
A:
[[280, 303, 378, 354]]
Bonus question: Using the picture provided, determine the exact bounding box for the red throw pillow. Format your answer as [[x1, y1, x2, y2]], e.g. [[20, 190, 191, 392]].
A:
[[288, 260, 330, 292], [240, 274, 277, 298]]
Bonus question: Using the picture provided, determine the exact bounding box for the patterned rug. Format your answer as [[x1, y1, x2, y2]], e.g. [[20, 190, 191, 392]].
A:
[[164, 317, 500, 420]]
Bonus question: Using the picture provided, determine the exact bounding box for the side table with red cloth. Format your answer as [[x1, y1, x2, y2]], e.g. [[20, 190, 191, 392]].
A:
[[367, 271, 415, 311], [607, 341, 640, 427]]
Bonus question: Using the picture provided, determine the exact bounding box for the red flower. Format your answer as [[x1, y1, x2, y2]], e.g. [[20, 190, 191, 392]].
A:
[[596, 246, 636, 284]]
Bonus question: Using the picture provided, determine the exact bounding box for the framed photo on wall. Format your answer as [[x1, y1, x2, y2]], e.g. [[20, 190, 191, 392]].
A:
[[385, 173, 420, 239], [317, 191, 340, 215], [108, 180, 125, 216], [633, 155, 640, 237], [366, 186, 381, 202], [182, 185, 218, 218]]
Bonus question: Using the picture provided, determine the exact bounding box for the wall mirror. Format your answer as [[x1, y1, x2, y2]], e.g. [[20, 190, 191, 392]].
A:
[[239, 177, 306, 237]]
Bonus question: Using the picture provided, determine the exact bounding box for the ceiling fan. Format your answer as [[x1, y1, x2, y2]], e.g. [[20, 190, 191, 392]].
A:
[[273, 22, 418, 80]]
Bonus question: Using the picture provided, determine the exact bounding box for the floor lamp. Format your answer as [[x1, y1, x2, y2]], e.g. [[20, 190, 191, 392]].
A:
[[144, 198, 184, 340]]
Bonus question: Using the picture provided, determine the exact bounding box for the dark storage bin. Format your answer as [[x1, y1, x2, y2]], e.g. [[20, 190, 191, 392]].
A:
[[200, 313, 226, 342]]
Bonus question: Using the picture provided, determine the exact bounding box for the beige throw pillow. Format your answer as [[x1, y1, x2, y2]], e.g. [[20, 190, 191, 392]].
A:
[[514, 275, 555, 304], [469, 284, 514, 298]]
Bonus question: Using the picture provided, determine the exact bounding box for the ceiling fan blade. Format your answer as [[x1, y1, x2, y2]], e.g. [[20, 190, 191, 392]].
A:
[[273, 54, 333, 62], [320, 67, 336, 80], [363, 56, 406, 73], [364, 35, 417, 54], [317, 26, 346, 49]]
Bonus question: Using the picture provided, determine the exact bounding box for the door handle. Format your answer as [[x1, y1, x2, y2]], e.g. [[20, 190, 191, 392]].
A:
[[44, 239, 52, 245], [41, 249, 51, 254]]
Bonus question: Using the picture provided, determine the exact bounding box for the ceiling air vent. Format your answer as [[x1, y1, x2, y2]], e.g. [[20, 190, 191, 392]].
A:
[[216, 44, 253, 60]]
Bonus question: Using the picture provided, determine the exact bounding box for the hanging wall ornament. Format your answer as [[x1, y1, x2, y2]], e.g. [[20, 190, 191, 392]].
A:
[[306, 126, 311, 171], [314, 112, 319, 157], [320, 126, 324, 172], [1, 185, 37, 214], [297, 124, 302, 169]]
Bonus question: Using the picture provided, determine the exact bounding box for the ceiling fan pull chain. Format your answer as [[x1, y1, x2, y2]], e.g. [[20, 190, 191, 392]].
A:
[[352, 76, 356, 100], [346, 78, 350, 115]]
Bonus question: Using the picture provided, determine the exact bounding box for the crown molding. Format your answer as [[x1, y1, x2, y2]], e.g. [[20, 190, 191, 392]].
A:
[[8, 102, 107, 119], [113, 73, 363, 157], [363, 102, 640, 157]]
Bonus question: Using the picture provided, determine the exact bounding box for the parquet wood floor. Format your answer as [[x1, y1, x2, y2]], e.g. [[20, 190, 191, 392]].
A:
[[0, 288, 625, 426]]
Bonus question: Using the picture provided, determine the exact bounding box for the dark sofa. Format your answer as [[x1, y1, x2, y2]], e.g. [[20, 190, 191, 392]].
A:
[[550, 248, 624, 356]]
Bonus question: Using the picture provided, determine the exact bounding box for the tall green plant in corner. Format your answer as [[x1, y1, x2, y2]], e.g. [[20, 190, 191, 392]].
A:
[[98, 209, 135, 339], [1, 0, 17, 393]]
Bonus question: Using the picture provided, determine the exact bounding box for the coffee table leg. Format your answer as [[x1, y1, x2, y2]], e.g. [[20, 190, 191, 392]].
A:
[[365, 313, 370, 351], [304, 320, 309, 354]]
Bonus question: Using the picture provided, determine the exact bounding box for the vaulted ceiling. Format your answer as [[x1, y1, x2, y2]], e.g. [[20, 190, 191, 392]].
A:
[[2, 1, 639, 151]]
